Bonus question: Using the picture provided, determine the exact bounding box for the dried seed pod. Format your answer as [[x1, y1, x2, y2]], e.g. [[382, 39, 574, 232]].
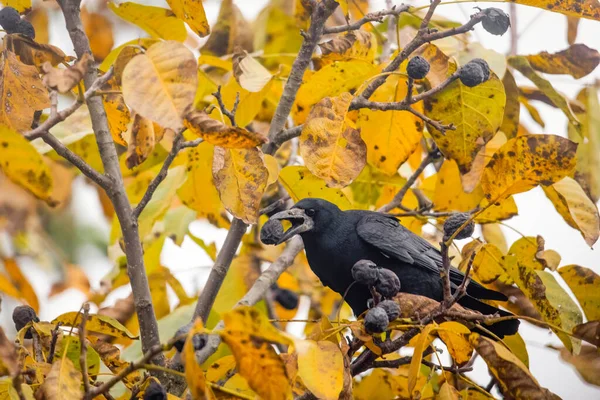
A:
[[407, 56, 430, 80], [12, 305, 39, 339], [364, 306, 389, 333], [459, 62, 485, 87], [481, 8, 511, 36], [352, 259, 380, 286], [375, 269, 401, 298], [443, 212, 475, 239], [260, 218, 285, 245], [378, 299, 401, 321]]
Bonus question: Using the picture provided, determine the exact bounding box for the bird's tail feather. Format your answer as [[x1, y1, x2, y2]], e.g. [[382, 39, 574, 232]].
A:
[[458, 295, 520, 338]]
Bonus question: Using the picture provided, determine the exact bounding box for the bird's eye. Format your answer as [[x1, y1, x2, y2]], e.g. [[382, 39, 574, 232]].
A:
[[306, 208, 315, 217]]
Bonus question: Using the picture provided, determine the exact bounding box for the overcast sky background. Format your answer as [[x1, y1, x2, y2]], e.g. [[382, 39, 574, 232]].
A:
[[1, 0, 599, 397]]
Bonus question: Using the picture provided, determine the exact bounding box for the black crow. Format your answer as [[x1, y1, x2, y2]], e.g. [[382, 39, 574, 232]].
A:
[[266, 198, 519, 338]]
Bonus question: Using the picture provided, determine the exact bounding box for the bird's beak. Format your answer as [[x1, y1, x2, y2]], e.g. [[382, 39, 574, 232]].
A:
[[269, 208, 314, 244]]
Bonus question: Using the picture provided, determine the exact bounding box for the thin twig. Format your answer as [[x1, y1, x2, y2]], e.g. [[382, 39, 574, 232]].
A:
[[213, 86, 239, 126], [378, 147, 440, 213], [440, 240, 453, 307], [30, 331, 44, 362], [324, 5, 409, 34], [46, 323, 61, 364], [79, 303, 91, 396], [259, 196, 291, 216], [451, 251, 475, 304]]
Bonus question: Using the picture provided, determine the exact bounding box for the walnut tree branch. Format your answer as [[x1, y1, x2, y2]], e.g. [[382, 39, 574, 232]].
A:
[[323, 5, 409, 34], [79, 303, 91, 397], [56, 0, 164, 368]]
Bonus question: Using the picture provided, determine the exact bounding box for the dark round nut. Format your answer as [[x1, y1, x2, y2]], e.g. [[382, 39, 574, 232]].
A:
[[351, 259, 379, 286], [406, 56, 430, 80], [143, 381, 167, 400], [470, 58, 490, 82], [375, 269, 401, 298], [12, 305, 39, 339], [16, 19, 35, 39], [459, 62, 485, 87], [364, 306, 389, 333], [378, 300, 401, 321], [260, 219, 284, 245], [443, 212, 475, 240], [274, 287, 299, 310], [481, 8, 511, 36], [0, 7, 20, 33]]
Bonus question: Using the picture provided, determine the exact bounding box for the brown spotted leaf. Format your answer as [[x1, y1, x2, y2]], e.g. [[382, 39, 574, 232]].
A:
[[183, 319, 212, 399], [470, 333, 559, 400], [525, 44, 600, 79], [166, 0, 210, 37], [500, 70, 520, 139], [543, 177, 600, 247], [51, 312, 138, 339], [318, 30, 377, 66], [558, 265, 600, 321], [300, 92, 366, 188], [220, 307, 292, 400], [213, 146, 268, 224], [42, 53, 92, 93], [36, 358, 82, 400], [5, 34, 72, 68], [559, 345, 600, 386], [102, 77, 130, 147], [232, 50, 272, 92], [201, 0, 253, 56], [89, 337, 142, 388], [572, 321, 600, 346], [481, 134, 578, 204], [0, 125, 53, 199], [437, 321, 473, 365], [0, 51, 50, 132], [125, 114, 166, 169], [514, 0, 600, 21], [424, 68, 506, 174], [122, 40, 197, 131], [184, 109, 267, 148], [509, 56, 581, 133], [503, 255, 582, 352], [358, 76, 423, 175], [0, 326, 19, 377]]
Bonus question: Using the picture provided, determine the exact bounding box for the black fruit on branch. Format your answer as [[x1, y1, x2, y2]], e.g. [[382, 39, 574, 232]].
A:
[[12, 305, 39, 339], [459, 62, 486, 87], [378, 299, 401, 321], [0, 7, 20, 33], [443, 212, 475, 240], [481, 7, 511, 36], [143, 381, 167, 400], [406, 56, 430, 80], [17, 19, 35, 39], [265, 198, 519, 338], [470, 58, 491, 81], [364, 306, 389, 333], [351, 259, 380, 286], [273, 286, 300, 310]]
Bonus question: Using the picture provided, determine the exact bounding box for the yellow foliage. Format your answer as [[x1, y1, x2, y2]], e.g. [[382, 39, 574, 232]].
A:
[[279, 166, 353, 210], [109, 2, 187, 41], [166, 0, 210, 37], [558, 265, 600, 321], [294, 340, 344, 400]]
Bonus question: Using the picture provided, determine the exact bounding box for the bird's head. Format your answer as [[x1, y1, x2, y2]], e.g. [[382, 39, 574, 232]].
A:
[[267, 198, 341, 244]]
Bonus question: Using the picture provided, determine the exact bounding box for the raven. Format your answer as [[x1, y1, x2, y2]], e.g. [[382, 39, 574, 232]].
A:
[[266, 198, 519, 338]]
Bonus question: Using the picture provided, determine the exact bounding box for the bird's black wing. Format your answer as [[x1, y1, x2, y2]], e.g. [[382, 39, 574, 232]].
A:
[[356, 213, 506, 301]]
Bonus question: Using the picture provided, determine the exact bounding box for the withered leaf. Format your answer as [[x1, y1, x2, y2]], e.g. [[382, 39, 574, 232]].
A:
[[42, 53, 92, 93], [184, 109, 267, 148], [126, 114, 165, 169], [525, 44, 600, 79]]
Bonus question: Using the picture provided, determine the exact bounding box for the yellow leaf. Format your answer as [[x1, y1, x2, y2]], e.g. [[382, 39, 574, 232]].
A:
[[37, 358, 82, 400], [177, 142, 229, 228], [0, 273, 24, 301], [470, 333, 556, 399], [503, 333, 530, 368], [82, 8, 114, 62], [166, 0, 210, 37], [569, 88, 600, 202], [2, 258, 38, 313], [183, 319, 211, 400], [109, 2, 187, 41], [513, 0, 600, 20], [508, 236, 547, 271], [125, 115, 165, 169], [411, 43, 450, 88], [294, 60, 378, 124], [232, 51, 272, 93], [481, 224, 507, 253], [500, 70, 520, 139], [1, 0, 30, 13], [99, 38, 159, 76], [212, 147, 269, 224], [218, 75, 275, 127], [279, 166, 353, 210], [408, 324, 436, 396], [220, 307, 292, 400], [503, 255, 582, 352], [424, 69, 506, 173], [543, 177, 599, 247], [205, 355, 256, 397], [481, 134, 578, 203], [198, 55, 232, 71], [318, 31, 377, 66], [184, 110, 267, 148], [264, 154, 280, 185], [508, 56, 581, 133], [294, 340, 344, 400], [558, 265, 600, 321], [255, 5, 302, 68], [467, 241, 512, 285], [525, 44, 600, 79], [201, 0, 253, 56], [51, 312, 138, 339], [102, 77, 130, 147], [358, 76, 423, 175], [89, 337, 142, 388], [437, 383, 460, 400], [212, 254, 260, 315], [0, 125, 52, 200], [437, 322, 472, 365], [122, 41, 197, 131], [337, 0, 348, 15], [461, 130, 508, 192], [347, 164, 406, 210], [0, 51, 50, 132], [300, 92, 366, 187]]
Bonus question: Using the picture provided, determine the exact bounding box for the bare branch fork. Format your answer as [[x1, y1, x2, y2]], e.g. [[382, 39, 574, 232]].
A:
[[323, 5, 410, 34]]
